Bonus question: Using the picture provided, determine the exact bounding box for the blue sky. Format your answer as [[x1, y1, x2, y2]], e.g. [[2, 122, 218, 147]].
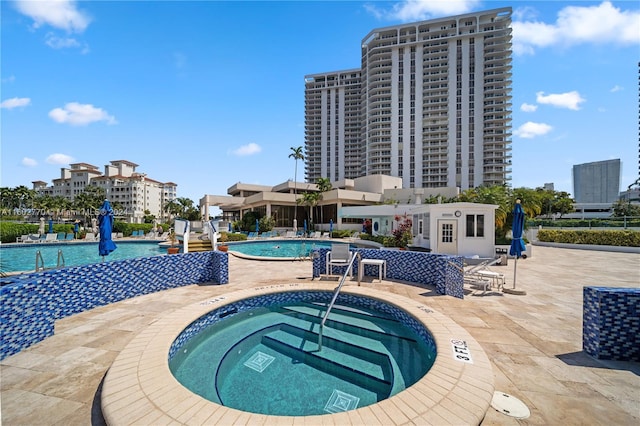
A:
[[2, 0, 639, 204]]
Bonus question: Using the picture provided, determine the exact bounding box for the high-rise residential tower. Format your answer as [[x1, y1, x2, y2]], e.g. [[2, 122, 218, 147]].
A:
[[304, 7, 513, 190]]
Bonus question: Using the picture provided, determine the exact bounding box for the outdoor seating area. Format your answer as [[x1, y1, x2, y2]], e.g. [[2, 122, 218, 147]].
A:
[[463, 258, 505, 292]]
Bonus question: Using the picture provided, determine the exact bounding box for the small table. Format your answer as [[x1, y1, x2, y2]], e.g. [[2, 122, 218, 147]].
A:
[[359, 259, 386, 283]]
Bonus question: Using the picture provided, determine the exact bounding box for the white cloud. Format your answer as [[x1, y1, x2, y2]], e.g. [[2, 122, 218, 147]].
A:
[[44, 32, 88, 53], [365, 0, 481, 22], [2, 75, 16, 84], [536, 91, 585, 110], [513, 1, 640, 55], [232, 143, 262, 156], [22, 157, 38, 167], [48, 102, 117, 126], [610, 85, 623, 93], [46, 153, 74, 165], [13, 0, 91, 32], [514, 122, 553, 139], [1, 97, 31, 109], [520, 103, 537, 112]]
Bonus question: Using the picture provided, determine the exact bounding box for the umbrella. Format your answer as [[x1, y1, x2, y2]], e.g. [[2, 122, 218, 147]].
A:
[[91, 218, 98, 234], [507, 199, 526, 294], [39, 217, 45, 235], [329, 219, 333, 235], [255, 219, 259, 233], [74, 221, 79, 238], [98, 199, 117, 260], [152, 218, 158, 233], [303, 219, 307, 235], [228, 222, 232, 232], [48, 218, 53, 234]]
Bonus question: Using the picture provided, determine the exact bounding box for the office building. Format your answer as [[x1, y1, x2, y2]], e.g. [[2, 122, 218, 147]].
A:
[[304, 7, 513, 190], [572, 159, 621, 204]]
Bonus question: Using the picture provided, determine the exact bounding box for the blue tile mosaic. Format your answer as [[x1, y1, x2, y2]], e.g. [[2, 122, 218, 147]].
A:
[[168, 290, 437, 361], [583, 286, 639, 361], [312, 248, 464, 299], [0, 251, 228, 360]]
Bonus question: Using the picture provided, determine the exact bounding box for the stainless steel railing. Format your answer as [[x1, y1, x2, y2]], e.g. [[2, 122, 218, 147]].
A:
[[317, 252, 360, 351]]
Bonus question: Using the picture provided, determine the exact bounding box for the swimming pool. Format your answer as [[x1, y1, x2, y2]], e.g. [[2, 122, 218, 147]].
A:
[[101, 284, 496, 423], [0, 241, 166, 273], [169, 292, 435, 416], [226, 239, 346, 260]]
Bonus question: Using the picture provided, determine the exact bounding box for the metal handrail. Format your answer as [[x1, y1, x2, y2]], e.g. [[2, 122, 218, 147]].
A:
[[57, 249, 65, 268], [35, 251, 44, 272], [318, 251, 361, 351]]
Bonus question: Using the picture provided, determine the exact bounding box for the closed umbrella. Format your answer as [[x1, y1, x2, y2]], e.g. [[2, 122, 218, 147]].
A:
[[329, 219, 333, 235], [98, 199, 117, 261], [255, 219, 259, 233], [48, 218, 53, 234], [506, 199, 526, 295], [74, 221, 79, 238], [228, 222, 232, 232], [39, 217, 45, 235], [303, 219, 307, 235]]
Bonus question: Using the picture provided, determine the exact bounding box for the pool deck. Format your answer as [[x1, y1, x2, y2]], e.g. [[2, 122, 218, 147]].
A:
[[1, 245, 639, 425]]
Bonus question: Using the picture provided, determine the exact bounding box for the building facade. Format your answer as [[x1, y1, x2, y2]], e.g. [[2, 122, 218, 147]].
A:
[[32, 160, 177, 223], [572, 159, 621, 204], [304, 7, 513, 190]]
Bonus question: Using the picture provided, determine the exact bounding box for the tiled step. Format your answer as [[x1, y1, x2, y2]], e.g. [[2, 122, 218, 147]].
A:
[[262, 324, 393, 396]]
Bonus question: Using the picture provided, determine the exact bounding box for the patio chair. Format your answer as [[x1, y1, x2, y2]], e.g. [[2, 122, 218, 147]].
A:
[[44, 233, 58, 243], [85, 232, 97, 241], [326, 243, 354, 277], [464, 258, 505, 290], [57, 232, 66, 241], [65, 233, 75, 241]]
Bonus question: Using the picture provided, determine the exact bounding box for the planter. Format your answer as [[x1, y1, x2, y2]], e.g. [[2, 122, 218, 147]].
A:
[[218, 245, 228, 252], [167, 247, 180, 254]]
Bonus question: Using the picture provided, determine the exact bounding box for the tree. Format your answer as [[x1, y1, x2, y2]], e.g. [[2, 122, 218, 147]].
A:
[[289, 146, 304, 225], [72, 185, 106, 225], [315, 177, 332, 226], [299, 191, 320, 233], [612, 199, 640, 217]]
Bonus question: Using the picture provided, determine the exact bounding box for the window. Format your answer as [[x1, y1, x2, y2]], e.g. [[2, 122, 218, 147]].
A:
[[466, 214, 484, 237]]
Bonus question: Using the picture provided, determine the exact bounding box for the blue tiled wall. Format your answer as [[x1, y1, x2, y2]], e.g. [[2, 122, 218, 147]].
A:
[[312, 248, 464, 299], [583, 286, 639, 361], [0, 252, 228, 360]]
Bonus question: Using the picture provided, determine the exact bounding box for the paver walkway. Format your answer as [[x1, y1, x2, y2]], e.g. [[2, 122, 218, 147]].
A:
[[1, 245, 639, 425]]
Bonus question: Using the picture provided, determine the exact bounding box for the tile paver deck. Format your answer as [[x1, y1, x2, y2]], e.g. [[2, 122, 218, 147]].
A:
[[1, 245, 639, 425]]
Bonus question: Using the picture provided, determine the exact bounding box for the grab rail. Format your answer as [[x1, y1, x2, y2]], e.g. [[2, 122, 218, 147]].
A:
[[35, 251, 44, 272], [318, 252, 361, 351], [57, 249, 65, 269]]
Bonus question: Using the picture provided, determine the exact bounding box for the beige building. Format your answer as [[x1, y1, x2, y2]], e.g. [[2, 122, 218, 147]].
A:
[[32, 160, 177, 223], [199, 175, 459, 232]]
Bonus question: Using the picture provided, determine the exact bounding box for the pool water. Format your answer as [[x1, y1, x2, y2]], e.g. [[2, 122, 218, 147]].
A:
[[0, 241, 166, 273], [226, 239, 344, 259], [170, 300, 435, 416]]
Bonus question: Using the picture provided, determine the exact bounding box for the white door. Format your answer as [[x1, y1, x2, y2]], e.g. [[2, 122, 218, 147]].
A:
[[437, 219, 458, 254]]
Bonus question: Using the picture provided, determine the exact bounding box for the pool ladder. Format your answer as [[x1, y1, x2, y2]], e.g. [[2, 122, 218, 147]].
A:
[[35, 249, 66, 272], [317, 252, 361, 351]]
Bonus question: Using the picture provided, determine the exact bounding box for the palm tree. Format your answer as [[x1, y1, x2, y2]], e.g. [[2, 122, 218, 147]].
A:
[[315, 177, 332, 227], [288, 146, 304, 226], [299, 191, 320, 232]]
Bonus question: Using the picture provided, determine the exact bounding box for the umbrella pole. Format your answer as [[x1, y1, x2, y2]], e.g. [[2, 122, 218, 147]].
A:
[[504, 255, 527, 295]]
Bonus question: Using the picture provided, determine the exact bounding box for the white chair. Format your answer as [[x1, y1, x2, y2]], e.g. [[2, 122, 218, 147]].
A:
[[326, 243, 354, 277]]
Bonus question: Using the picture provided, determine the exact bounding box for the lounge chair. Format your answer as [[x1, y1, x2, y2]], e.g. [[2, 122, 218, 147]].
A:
[[85, 232, 97, 241], [464, 258, 504, 291], [131, 230, 139, 238], [285, 231, 296, 238], [16, 234, 30, 243], [57, 232, 66, 241], [326, 243, 354, 277], [65, 233, 75, 241], [44, 233, 58, 243]]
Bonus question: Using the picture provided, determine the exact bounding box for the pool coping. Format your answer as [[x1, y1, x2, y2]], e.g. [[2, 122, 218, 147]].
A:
[[100, 283, 495, 425]]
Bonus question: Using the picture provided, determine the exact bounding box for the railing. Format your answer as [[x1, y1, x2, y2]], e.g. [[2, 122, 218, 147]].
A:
[[57, 249, 65, 269], [317, 252, 361, 351], [35, 251, 44, 272]]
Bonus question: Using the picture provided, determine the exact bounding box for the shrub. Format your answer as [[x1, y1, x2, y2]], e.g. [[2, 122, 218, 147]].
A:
[[537, 229, 640, 247]]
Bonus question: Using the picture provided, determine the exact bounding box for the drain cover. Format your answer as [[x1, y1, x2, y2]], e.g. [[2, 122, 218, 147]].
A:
[[491, 391, 530, 419]]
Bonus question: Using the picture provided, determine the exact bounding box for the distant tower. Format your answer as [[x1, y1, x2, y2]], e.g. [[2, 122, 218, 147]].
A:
[[572, 159, 621, 203]]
